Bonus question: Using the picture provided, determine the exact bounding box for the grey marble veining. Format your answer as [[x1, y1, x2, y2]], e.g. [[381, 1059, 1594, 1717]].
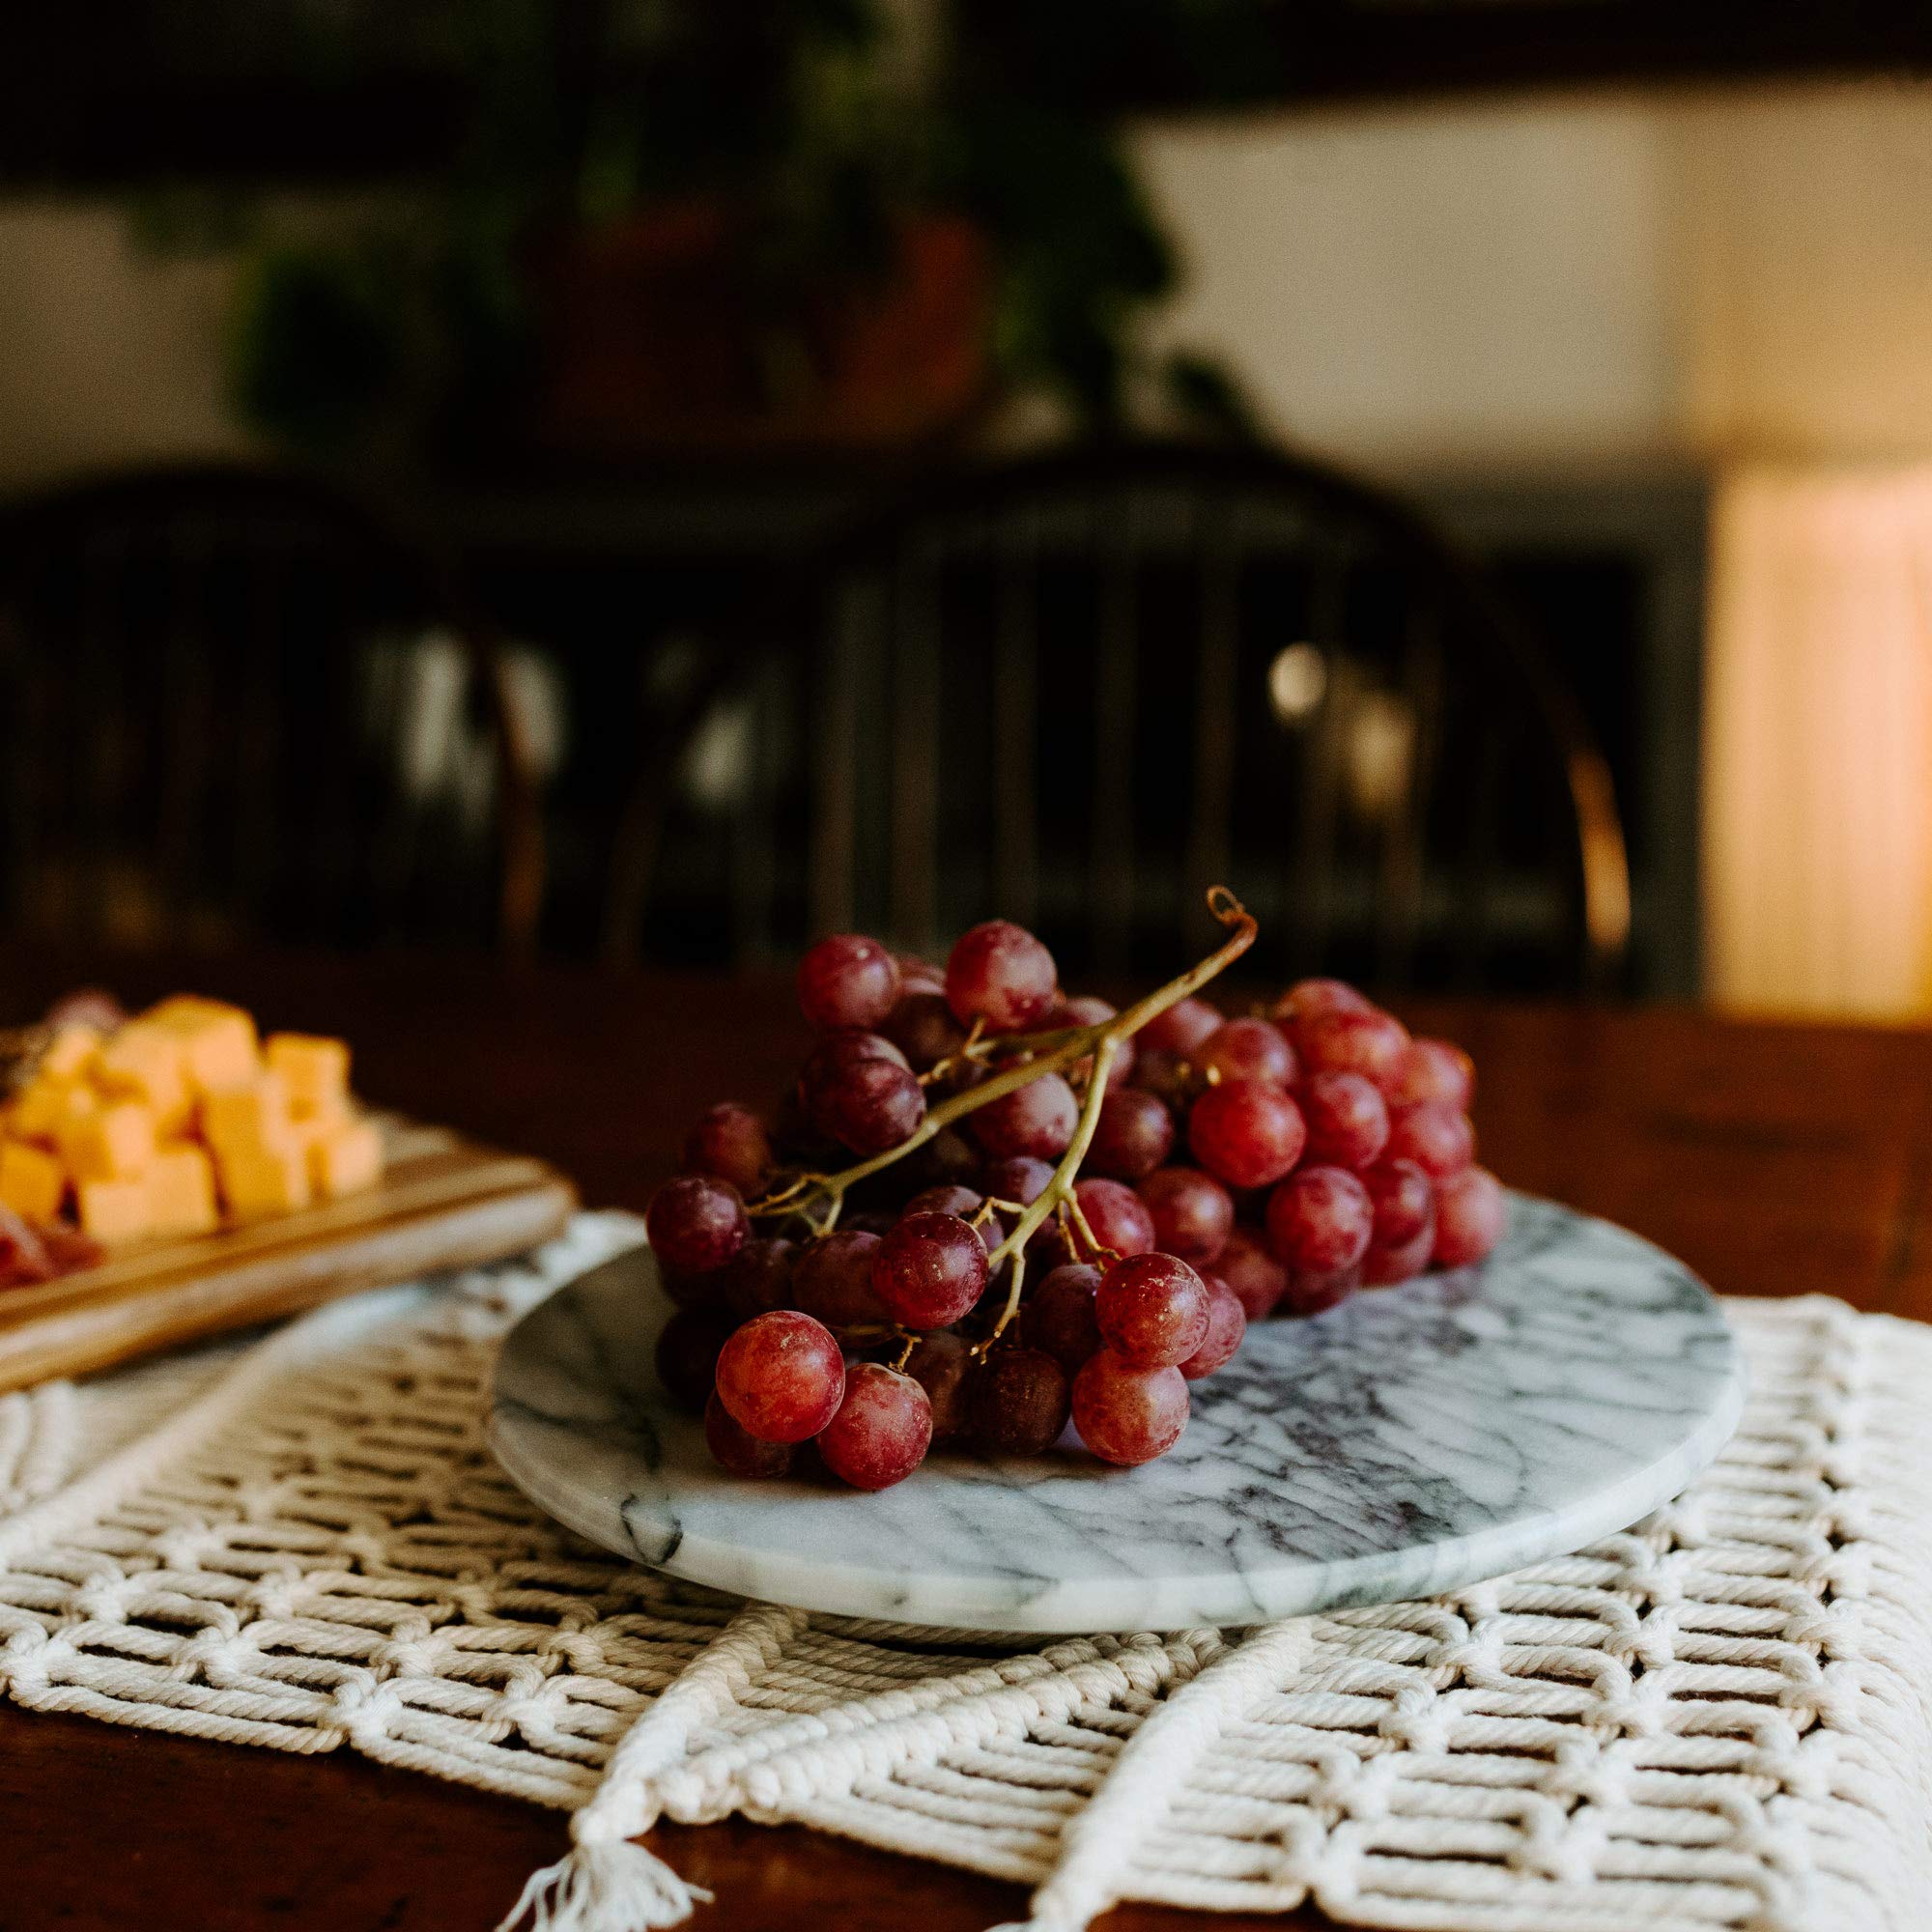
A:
[[487, 1194, 1745, 1633]]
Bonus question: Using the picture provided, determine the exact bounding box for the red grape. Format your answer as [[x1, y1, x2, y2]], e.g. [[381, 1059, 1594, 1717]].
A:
[[1094, 1252, 1210, 1369], [970, 1347, 1071, 1455], [1363, 1158, 1435, 1248], [946, 921, 1058, 1033], [972, 1071, 1079, 1160], [843, 1209, 898, 1236], [980, 1154, 1054, 1208], [906, 1185, 1004, 1252], [904, 1330, 977, 1440], [704, 1391, 795, 1478], [1131, 1047, 1199, 1110], [903, 1123, 981, 1191], [882, 991, 969, 1072], [1280, 1264, 1361, 1317], [1071, 1352, 1189, 1465], [895, 952, 947, 995], [1179, 1276, 1246, 1379], [1277, 978, 1374, 1029], [721, 1236, 799, 1321], [714, 1311, 846, 1443], [1137, 996, 1222, 1058], [1265, 1165, 1375, 1273], [793, 1230, 889, 1325], [1071, 1178, 1156, 1258], [798, 934, 900, 1032], [1188, 1078, 1306, 1190], [871, 1212, 989, 1327], [1385, 1102, 1475, 1179], [655, 1306, 735, 1412], [1138, 1166, 1235, 1266], [1087, 1086, 1176, 1181], [1216, 1228, 1288, 1321], [799, 1029, 911, 1104], [1054, 994, 1136, 1086], [646, 1175, 749, 1275], [1022, 1263, 1104, 1375], [812, 1057, 926, 1155], [1295, 1008, 1412, 1095], [1297, 1070, 1390, 1171], [1197, 1017, 1297, 1089], [818, 1364, 933, 1491], [681, 1101, 773, 1199], [1390, 1037, 1475, 1111], [1363, 1224, 1435, 1287], [1434, 1166, 1507, 1267]]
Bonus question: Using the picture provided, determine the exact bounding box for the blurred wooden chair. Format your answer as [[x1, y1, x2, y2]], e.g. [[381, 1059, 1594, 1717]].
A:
[[607, 440, 1629, 993], [0, 465, 544, 952]]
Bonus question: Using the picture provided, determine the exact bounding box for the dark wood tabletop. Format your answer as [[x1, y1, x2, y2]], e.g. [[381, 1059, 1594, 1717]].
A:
[[2, 949, 1929, 1932]]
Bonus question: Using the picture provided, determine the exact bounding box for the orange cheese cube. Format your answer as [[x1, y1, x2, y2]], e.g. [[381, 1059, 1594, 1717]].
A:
[[11, 1077, 74, 1145], [308, 1119, 383, 1200], [94, 1024, 190, 1131], [147, 1143, 218, 1237], [49, 1086, 103, 1167], [66, 1100, 157, 1183], [200, 1074, 294, 1159], [264, 1034, 350, 1113], [77, 1176, 155, 1242], [217, 1139, 311, 1220], [0, 1141, 65, 1224], [40, 1022, 101, 1083], [146, 998, 260, 1097]]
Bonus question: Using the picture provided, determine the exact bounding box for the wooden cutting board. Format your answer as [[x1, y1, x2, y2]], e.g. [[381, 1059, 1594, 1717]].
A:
[[0, 1118, 576, 1392]]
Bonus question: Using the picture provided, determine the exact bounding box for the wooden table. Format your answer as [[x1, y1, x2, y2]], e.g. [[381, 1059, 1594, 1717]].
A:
[[2, 951, 1928, 1932]]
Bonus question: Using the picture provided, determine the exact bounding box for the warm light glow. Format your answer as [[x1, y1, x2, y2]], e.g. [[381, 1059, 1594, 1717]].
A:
[[1267, 641, 1327, 722], [1346, 691, 1415, 822], [1704, 466, 1932, 1016]]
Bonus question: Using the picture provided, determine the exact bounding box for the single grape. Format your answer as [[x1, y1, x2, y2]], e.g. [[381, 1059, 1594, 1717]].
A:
[[895, 952, 948, 997], [1130, 1046, 1199, 1110], [1265, 1165, 1375, 1273], [1138, 1166, 1235, 1266], [904, 1329, 977, 1440], [655, 1305, 736, 1413], [798, 933, 901, 1033], [646, 1175, 749, 1275], [898, 1125, 980, 1195], [871, 1212, 990, 1327], [1198, 1017, 1297, 1089], [1022, 1263, 1105, 1376], [946, 921, 1058, 1033], [817, 1363, 933, 1490], [1277, 978, 1373, 1030], [1071, 1352, 1189, 1465], [906, 1184, 1005, 1253], [813, 1057, 927, 1155], [793, 1230, 889, 1325], [1137, 996, 1223, 1058], [797, 1029, 911, 1111], [704, 1391, 795, 1478], [970, 1347, 1071, 1456], [1295, 1007, 1412, 1095], [1390, 1037, 1476, 1111], [658, 1263, 725, 1310], [681, 1101, 773, 1200], [1179, 1276, 1246, 1380], [980, 1154, 1054, 1209], [1297, 1069, 1390, 1171], [1087, 1087, 1176, 1182], [1385, 1101, 1475, 1179], [1363, 1223, 1435, 1287], [1094, 1251, 1211, 1369], [1216, 1227, 1288, 1321], [1054, 993, 1136, 1089], [1279, 1264, 1361, 1317], [843, 1209, 898, 1236], [1071, 1179, 1156, 1258], [1188, 1078, 1307, 1191], [1363, 1157, 1435, 1248], [768, 1083, 844, 1170], [713, 1311, 845, 1443], [721, 1236, 799, 1321], [881, 990, 969, 1072], [972, 1071, 1079, 1160], [1434, 1166, 1507, 1267]]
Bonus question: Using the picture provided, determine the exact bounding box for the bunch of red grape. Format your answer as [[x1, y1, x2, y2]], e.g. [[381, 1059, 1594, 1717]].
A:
[[645, 909, 1505, 1492]]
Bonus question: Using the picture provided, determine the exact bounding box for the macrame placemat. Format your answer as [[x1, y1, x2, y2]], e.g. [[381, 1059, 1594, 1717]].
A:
[[1, 1212, 1927, 1932]]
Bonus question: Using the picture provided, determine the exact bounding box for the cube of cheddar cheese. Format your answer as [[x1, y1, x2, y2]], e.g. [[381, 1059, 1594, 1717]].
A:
[[148, 1143, 218, 1238], [0, 1140, 65, 1225], [77, 1176, 154, 1242], [200, 1073, 294, 1161], [217, 1138, 311, 1220], [10, 1077, 73, 1145], [145, 997, 260, 1097], [65, 1100, 156, 1185], [264, 1034, 350, 1114], [40, 1022, 101, 1083], [309, 1119, 383, 1200], [94, 1024, 190, 1133]]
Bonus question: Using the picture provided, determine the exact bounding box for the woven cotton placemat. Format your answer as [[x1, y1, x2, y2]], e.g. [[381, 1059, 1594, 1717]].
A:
[[0, 1212, 1926, 1932]]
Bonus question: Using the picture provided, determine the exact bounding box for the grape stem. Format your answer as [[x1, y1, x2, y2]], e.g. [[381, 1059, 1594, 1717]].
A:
[[748, 888, 1258, 1258]]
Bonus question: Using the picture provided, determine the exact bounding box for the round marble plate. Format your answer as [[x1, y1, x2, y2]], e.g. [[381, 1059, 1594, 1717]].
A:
[[489, 1194, 1744, 1633]]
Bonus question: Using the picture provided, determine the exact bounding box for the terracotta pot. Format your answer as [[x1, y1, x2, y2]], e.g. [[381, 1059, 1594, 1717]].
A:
[[527, 202, 994, 455]]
